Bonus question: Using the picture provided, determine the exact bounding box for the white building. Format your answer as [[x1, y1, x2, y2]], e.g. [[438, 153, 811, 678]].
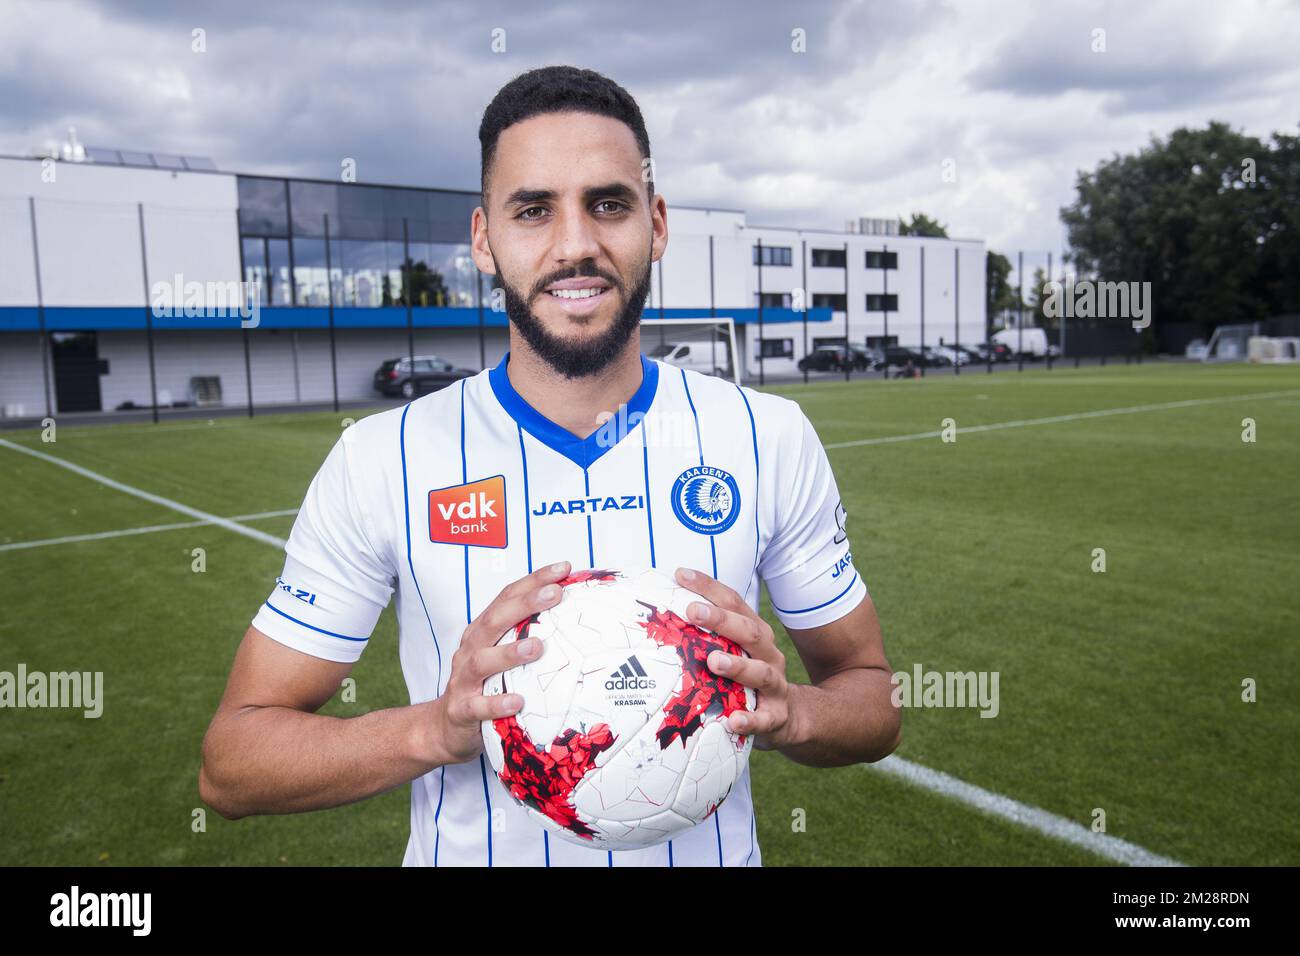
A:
[[0, 151, 984, 418]]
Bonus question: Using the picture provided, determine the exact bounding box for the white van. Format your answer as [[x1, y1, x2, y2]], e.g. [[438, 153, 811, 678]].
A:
[[647, 341, 731, 376], [992, 327, 1049, 358]]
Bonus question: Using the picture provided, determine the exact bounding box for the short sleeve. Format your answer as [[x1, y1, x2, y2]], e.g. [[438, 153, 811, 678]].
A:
[[251, 433, 395, 663], [758, 407, 867, 630]]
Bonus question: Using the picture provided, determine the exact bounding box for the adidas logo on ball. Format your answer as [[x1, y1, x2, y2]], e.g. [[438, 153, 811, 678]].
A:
[[605, 655, 657, 691]]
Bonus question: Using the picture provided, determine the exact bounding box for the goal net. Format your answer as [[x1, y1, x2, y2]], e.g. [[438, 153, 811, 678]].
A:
[[641, 317, 740, 385], [1203, 322, 1261, 361]]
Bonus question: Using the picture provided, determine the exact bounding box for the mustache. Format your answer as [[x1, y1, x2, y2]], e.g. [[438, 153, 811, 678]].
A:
[[535, 268, 620, 296]]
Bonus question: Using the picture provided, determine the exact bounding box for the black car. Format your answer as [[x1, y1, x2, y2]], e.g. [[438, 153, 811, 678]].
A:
[[847, 345, 881, 370], [374, 355, 476, 399], [882, 346, 926, 366], [797, 346, 851, 372]]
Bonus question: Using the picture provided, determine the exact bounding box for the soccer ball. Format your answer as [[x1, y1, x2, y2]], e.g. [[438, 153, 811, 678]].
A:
[[481, 567, 756, 850]]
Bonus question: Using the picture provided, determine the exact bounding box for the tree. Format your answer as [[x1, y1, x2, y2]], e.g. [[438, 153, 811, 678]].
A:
[[400, 258, 450, 307], [1027, 266, 1057, 330], [1060, 121, 1300, 335], [986, 251, 1016, 331], [898, 213, 949, 238]]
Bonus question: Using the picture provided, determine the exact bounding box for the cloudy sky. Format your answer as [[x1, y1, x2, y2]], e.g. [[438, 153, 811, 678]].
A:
[[2, 0, 1296, 261]]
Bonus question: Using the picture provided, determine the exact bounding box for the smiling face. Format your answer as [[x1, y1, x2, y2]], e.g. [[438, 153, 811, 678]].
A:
[[472, 110, 667, 379]]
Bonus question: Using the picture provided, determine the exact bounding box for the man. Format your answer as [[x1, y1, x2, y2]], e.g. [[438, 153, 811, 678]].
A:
[[199, 65, 900, 867]]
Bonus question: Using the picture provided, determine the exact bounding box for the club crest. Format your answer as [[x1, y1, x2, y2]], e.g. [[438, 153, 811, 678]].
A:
[[670, 466, 741, 535]]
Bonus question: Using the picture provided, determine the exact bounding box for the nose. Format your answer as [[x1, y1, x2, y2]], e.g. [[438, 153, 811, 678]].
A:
[[551, 201, 602, 267]]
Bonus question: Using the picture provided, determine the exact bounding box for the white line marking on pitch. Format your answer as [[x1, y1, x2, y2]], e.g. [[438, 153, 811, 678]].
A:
[[0, 439, 287, 549], [0, 509, 298, 553], [867, 755, 1184, 866], [824, 388, 1300, 449]]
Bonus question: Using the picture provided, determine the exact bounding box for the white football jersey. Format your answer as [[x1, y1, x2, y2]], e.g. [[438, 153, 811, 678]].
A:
[[251, 351, 867, 867]]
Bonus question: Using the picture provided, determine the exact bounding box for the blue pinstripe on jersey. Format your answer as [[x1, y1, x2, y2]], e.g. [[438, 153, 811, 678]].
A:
[[400, 403, 445, 866], [461, 380, 495, 867], [513, 424, 550, 867]]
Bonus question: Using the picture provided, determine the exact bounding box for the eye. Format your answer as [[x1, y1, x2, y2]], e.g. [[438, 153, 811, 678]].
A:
[[595, 200, 628, 214], [517, 206, 547, 221]]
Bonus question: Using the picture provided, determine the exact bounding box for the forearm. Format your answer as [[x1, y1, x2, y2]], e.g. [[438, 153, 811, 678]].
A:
[[200, 698, 449, 819], [771, 667, 901, 768]]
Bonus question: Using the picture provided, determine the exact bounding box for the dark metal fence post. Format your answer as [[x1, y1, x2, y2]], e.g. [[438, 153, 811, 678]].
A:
[[28, 198, 53, 419], [919, 245, 926, 378], [756, 238, 764, 386], [881, 242, 889, 380], [1017, 250, 1024, 373], [953, 245, 960, 376], [237, 234, 253, 417], [403, 218, 415, 375], [137, 203, 159, 423], [801, 238, 808, 384], [324, 213, 339, 413], [844, 241, 851, 382], [1046, 251, 1054, 371]]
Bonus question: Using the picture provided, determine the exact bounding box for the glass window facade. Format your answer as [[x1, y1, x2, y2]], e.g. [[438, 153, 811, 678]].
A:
[[812, 248, 845, 268], [866, 293, 899, 311], [753, 245, 793, 267], [865, 250, 898, 269], [237, 175, 480, 308]]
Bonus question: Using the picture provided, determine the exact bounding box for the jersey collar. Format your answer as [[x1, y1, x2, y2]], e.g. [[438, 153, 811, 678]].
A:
[[488, 350, 659, 471]]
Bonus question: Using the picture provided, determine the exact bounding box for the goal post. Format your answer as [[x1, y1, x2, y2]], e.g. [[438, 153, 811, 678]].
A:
[[1203, 322, 1261, 361], [640, 316, 740, 385]]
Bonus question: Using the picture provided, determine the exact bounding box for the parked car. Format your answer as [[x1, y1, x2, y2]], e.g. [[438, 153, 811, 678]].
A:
[[797, 345, 851, 372], [968, 342, 1012, 363], [374, 355, 476, 398], [882, 346, 927, 367], [921, 346, 953, 367], [846, 345, 881, 370], [932, 345, 971, 366], [648, 340, 731, 376]]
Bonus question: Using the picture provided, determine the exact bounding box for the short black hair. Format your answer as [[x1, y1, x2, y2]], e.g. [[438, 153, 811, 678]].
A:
[[478, 65, 653, 209]]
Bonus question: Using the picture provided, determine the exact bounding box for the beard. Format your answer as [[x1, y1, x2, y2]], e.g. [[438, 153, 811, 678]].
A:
[[496, 249, 652, 380]]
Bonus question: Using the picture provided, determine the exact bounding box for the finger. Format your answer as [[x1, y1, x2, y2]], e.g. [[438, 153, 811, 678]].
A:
[[497, 560, 573, 605], [450, 689, 525, 726], [462, 573, 567, 652], [706, 649, 779, 691], [727, 705, 778, 736], [470, 635, 545, 684], [686, 602, 774, 658], [674, 566, 746, 614]]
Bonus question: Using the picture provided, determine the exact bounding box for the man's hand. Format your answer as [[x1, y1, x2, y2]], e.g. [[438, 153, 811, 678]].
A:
[[673, 566, 802, 752], [428, 560, 572, 765]]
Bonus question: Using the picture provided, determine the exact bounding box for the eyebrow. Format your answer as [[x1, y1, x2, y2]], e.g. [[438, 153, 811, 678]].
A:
[[503, 181, 641, 210]]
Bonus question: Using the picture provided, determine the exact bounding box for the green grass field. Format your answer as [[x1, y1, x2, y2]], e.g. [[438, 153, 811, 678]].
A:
[[2, 361, 1297, 866]]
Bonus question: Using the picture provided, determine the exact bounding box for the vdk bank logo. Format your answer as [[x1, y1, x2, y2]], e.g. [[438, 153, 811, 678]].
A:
[[670, 465, 741, 535], [429, 475, 507, 548]]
